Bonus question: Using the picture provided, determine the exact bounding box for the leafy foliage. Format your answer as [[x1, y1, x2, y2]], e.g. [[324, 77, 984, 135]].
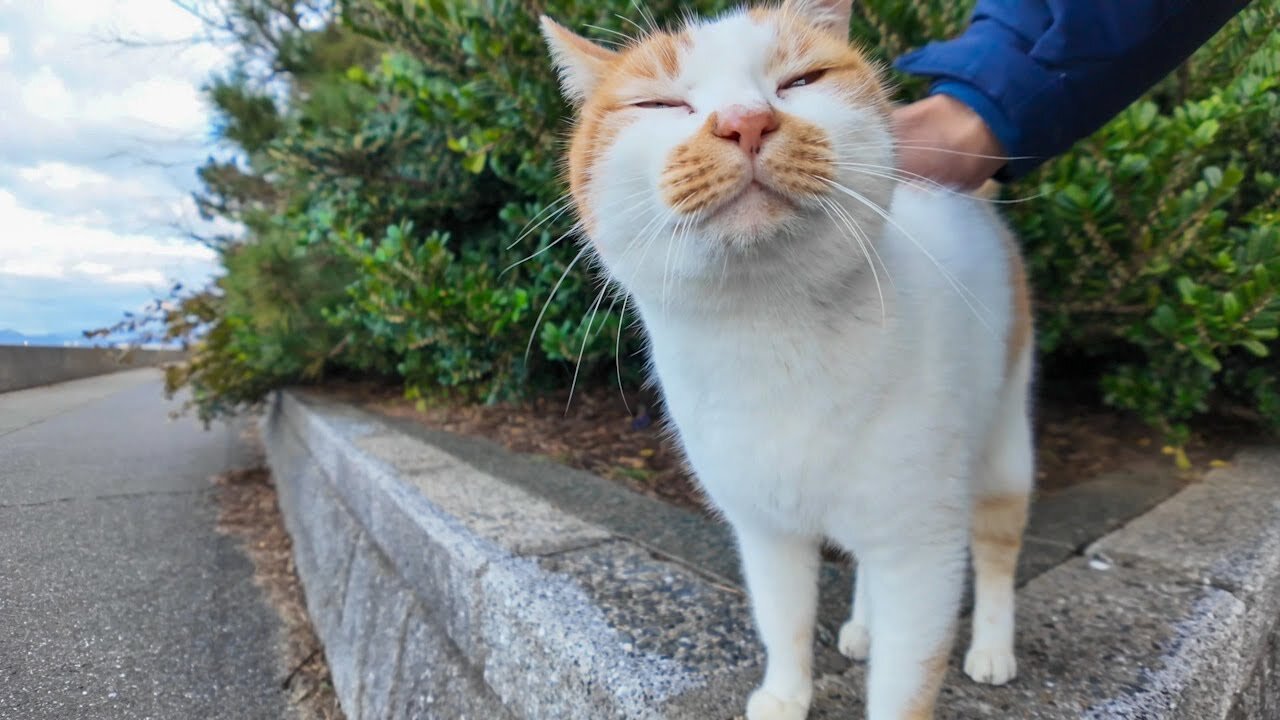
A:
[[110, 0, 1279, 444], [326, 223, 533, 401], [1007, 2, 1280, 441]]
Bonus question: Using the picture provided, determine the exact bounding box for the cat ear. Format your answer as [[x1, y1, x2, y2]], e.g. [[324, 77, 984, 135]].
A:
[[783, 0, 853, 39], [540, 16, 618, 105]]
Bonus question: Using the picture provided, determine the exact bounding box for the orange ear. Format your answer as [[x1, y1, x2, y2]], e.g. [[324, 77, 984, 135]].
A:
[[540, 16, 618, 105], [781, 0, 853, 39]]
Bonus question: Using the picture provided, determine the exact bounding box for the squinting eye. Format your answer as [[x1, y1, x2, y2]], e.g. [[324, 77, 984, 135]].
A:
[[633, 100, 684, 110], [781, 69, 828, 90]]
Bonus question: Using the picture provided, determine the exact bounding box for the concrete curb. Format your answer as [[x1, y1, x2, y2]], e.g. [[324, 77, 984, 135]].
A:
[[263, 389, 1280, 719], [263, 390, 760, 720], [1087, 449, 1280, 719]]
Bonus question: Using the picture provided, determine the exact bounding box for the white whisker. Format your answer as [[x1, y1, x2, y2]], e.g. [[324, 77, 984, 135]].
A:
[[629, 0, 659, 34], [507, 195, 573, 250], [567, 280, 610, 413], [615, 12, 649, 37], [818, 196, 887, 324], [661, 215, 692, 316], [597, 291, 621, 344], [831, 159, 1046, 205], [717, 242, 731, 293], [828, 196, 895, 290], [582, 23, 633, 45], [502, 220, 582, 276], [525, 246, 588, 363], [614, 293, 633, 415], [836, 139, 1036, 163], [817, 176, 996, 333]]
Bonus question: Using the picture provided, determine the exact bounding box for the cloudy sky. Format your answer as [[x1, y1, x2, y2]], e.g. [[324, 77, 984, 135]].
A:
[[0, 0, 233, 339]]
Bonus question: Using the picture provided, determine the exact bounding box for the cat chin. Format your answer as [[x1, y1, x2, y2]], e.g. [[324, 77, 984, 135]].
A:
[[696, 183, 806, 245]]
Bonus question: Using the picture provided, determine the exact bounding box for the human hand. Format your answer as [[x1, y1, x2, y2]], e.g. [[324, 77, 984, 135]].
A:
[[891, 94, 1007, 191]]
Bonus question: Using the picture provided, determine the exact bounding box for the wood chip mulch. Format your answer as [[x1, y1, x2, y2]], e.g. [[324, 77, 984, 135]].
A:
[[366, 384, 709, 511], [332, 381, 1253, 512], [213, 440, 346, 720]]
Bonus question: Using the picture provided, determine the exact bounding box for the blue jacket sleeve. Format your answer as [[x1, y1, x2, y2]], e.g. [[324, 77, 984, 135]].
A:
[[894, 1, 1251, 179]]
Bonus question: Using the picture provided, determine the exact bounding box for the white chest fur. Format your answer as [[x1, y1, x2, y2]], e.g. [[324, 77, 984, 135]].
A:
[[633, 188, 1014, 546]]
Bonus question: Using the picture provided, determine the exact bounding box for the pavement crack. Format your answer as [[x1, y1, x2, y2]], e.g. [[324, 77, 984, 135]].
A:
[[532, 536, 615, 559], [0, 487, 213, 510]]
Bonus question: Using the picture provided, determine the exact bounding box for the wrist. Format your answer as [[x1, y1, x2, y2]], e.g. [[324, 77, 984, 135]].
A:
[[927, 83, 1011, 177], [954, 100, 1003, 161]]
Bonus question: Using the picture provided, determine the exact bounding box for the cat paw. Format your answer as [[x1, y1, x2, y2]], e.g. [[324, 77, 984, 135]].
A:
[[746, 688, 809, 720], [837, 621, 870, 661], [964, 647, 1017, 685]]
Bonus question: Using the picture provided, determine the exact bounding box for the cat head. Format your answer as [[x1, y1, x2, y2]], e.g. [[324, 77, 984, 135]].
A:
[[542, 0, 895, 303]]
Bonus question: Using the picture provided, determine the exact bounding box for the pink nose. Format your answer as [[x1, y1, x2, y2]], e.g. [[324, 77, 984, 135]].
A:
[[713, 105, 779, 155]]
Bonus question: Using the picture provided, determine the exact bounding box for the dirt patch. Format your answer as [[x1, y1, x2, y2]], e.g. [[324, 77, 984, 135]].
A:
[[1033, 399, 1240, 491], [326, 380, 1249, 515], [213, 443, 345, 720], [355, 383, 709, 511]]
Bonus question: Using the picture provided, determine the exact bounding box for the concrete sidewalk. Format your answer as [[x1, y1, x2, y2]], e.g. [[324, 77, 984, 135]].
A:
[[0, 370, 287, 720]]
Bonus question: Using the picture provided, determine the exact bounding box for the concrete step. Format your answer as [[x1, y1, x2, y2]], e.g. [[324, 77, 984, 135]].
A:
[[264, 388, 1280, 719]]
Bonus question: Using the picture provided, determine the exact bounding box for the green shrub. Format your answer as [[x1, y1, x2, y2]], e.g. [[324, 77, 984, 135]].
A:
[[326, 223, 532, 401], [117, 225, 364, 426], [116, 0, 1279, 447], [1006, 3, 1280, 442], [333, 0, 737, 398]]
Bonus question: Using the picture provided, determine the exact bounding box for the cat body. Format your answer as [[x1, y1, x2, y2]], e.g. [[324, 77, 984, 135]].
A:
[[644, 186, 1015, 541], [542, 3, 1034, 718]]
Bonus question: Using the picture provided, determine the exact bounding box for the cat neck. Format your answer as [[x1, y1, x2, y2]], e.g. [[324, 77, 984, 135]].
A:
[[625, 215, 894, 329]]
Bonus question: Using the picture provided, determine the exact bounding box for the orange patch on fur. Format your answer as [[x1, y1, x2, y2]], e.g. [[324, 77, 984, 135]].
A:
[[559, 7, 888, 235], [618, 31, 683, 79], [761, 9, 886, 110], [561, 28, 692, 230], [759, 118, 836, 196], [660, 116, 749, 213], [972, 493, 1029, 577], [659, 112, 835, 216], [904, 637, 953, 719]]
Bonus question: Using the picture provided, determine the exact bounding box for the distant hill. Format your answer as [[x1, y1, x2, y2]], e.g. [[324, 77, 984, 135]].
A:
[[0, 329, 93, 347]]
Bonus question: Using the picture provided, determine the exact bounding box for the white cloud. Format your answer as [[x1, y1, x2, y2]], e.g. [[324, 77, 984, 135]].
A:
[[33, 0, 205, 42], [19, 66, 74, 122], [14, 68, 209, 137], [0, 0, 234, 334], [103, 269, 168, 286], [101, 77, 209, 134], [2, 258, 64, 279], [30, 34, 56, 58], [0, 189, 215, 288], [18, 161, 111, 190], [72, 261, 113, 275]]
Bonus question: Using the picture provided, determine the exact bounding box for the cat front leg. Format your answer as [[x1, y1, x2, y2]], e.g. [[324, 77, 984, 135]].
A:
[[966, 347, 1034, 686], [837, 560, 871, 661], [964, 492, 1028, 685], [860, 535, 966, 720], [732, 521, 821, 720]]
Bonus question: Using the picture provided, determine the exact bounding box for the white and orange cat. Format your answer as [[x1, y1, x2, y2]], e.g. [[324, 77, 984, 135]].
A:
[[541, 1, 1034, 718]]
